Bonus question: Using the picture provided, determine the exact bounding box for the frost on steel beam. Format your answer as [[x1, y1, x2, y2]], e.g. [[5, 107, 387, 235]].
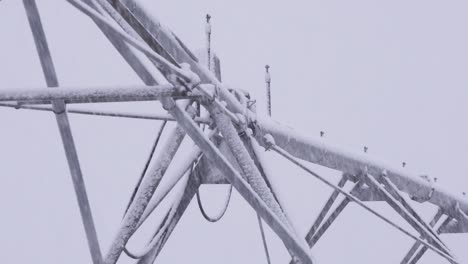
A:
[[254, 116, 468, 221], [104, 118, 191, 264], [0, 84, 186, 104], [104, 0, 191, 68], [137, 146, 202, 228], [67, 0, 192, 83], [22, 1, 103, 264], [103, 0, 256, 119], [0, 103, 211, 124], [81, 0, 159, 85], [166, 100, 314, 264]]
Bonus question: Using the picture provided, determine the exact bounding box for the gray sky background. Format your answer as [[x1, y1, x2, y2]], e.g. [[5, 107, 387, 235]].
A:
[[1, 0, 468, 263]]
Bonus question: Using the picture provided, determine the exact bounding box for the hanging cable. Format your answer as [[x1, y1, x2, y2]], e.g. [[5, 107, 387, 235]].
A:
[[268, 142, 459, 264], [194, 164, 233, 222], [123, 121, 167, 216], [196, 185, 232, 222]]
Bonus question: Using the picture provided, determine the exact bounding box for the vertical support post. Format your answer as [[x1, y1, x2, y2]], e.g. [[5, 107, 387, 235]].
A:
[[22, 1, 103, 263], [265, 65, 271, 116], [205, 14, 212, 71]]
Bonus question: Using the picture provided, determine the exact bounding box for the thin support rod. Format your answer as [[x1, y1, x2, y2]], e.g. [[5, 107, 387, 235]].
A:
[[257, 214, 272, 264], [305, 176, 348, 241], [365, 174, 453, 258], [23, 1, 102, 263], [401, 208, 445, 264], [265, 65, 271, 116], [270, 144, 458, 264], [0, 102, 211, 124], [379, 176, 448, 248], [166, 101, 314, 264], [408, 216, 453, 264], [308, 197, 350, 248]]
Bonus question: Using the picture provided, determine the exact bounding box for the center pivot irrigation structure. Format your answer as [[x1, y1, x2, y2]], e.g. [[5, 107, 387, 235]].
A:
[[3, 1, 468, 264]]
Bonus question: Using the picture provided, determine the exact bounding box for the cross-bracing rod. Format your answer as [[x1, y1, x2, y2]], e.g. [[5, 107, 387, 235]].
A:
[[364, 173, 454, 260], [305, 182, 363, 249], [22, 1, 103, 263], [305, 176, 348, 242], [401, 209, 445, 264], [377, 176, 450, 250], [0, 84, 188, 104], [408, 216, 454, 264]]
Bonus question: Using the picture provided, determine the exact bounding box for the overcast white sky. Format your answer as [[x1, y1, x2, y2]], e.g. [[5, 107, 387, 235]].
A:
[[1, 0, 468, 263]]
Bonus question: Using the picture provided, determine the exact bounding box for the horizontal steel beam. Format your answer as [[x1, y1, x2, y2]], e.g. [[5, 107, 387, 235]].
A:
[[255, 116, 468, 220], [0, 85, 189, 104], [0, 102, 211, 123]]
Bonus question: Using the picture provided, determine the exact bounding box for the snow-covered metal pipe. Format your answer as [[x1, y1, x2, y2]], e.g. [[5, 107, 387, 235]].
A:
[[137, 146, 202, 228], [104, 120, 189, 264], [0, 85, 184, 104], [255, 115, 468, 219]]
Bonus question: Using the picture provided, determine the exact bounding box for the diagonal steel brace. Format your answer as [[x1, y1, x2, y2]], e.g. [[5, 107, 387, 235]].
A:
[[23, 1, 103, 263]]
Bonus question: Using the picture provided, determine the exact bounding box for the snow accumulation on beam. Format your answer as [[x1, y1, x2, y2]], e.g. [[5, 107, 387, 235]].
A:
[[0, 85, 187, 104], [254, 115, 468, 218]]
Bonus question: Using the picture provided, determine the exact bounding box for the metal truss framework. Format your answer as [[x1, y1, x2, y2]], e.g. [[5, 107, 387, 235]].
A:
[[3, 1, 468, 264]]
